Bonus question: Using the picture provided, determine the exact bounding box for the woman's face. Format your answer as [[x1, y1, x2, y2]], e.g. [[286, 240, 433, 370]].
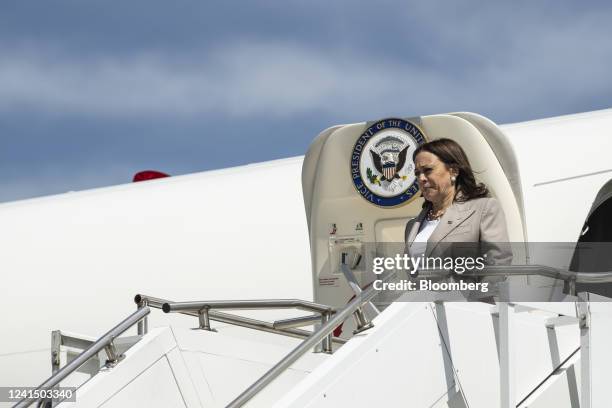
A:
[[414, 151, 457, 205]]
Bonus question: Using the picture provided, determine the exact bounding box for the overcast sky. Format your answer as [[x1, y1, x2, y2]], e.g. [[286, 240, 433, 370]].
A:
[[1, 1, 611, 202]]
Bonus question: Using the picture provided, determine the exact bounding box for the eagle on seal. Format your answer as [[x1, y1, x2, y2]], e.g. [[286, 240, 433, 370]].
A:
[[370, 146, 409, 181]]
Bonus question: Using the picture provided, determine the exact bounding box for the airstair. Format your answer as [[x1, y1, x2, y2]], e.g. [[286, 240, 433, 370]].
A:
[[13, 265, 612, 408]]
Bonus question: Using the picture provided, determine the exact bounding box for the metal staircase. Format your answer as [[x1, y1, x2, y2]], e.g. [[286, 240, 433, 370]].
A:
[[13, 265, 612, 408]]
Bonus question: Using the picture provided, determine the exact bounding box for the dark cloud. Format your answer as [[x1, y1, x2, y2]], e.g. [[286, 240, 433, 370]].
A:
[[1, 1, 611, 202]]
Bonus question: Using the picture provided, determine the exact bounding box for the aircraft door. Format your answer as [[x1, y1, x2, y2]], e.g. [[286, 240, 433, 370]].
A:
[[572, 179, 612, 296], [302, 114, 526, 338]]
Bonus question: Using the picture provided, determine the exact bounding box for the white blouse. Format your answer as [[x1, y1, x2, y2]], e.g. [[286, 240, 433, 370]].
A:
[[410, 219, 440, 259]]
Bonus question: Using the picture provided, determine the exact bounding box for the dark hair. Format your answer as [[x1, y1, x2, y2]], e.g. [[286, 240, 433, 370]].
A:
[[413, 138, 489, 202]]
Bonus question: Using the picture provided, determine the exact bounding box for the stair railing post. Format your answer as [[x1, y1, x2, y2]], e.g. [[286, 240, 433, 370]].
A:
[[499, 302, 515, 408]]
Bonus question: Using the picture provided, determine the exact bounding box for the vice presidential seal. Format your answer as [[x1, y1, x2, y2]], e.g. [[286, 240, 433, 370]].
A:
[[350, 118, 426, 207]]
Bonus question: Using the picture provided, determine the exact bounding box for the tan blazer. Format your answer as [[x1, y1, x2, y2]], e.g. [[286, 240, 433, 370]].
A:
[[404, 197, 512, 265]]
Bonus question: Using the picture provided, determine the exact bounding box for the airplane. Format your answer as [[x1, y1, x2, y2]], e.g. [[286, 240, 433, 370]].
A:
[[1, 109, 612, 407]]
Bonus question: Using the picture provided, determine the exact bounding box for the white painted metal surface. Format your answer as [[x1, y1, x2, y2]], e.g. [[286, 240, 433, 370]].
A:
[[273, 298, 582, 408], [517, 354, 581, 407], [501, 109, 612, 245], [499, 302, 516, 408], [274, 301, 467, 407], [56, 326, 328, 408], [578, 294, 612, 408]]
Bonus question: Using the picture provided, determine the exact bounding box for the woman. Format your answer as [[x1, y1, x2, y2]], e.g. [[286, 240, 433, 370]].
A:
[[405, 138, 512, 267]]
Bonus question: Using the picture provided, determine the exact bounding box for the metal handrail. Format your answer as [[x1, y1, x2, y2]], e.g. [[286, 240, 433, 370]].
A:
[[225, 265, 612, 407], [226, 274, 389, 408], [416, 264, 612, 295], [416, 264, 612, 283], [162, 299, 337, 349], [273, 315, 322, 329], [13, 307, 150, 408], [134, 294, 346, 344], [162, 299, 334, 314]]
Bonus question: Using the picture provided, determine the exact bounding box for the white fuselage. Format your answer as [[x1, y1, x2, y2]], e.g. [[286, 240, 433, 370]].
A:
[[1, 109, 611, 394]]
